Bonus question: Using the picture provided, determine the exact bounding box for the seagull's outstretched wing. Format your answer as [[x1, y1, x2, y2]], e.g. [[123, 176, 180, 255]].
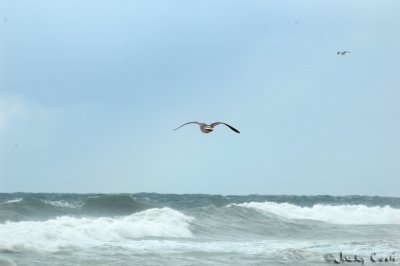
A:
[[173, 121, 201, 131], [210, 122, 240, 133]]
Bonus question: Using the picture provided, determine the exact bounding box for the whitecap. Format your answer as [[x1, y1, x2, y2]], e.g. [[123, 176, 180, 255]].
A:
[[232, 202, 400, 225], [0, 198, 23, 205], [0, 207, 194, 252], [42, 200, 81, 209]]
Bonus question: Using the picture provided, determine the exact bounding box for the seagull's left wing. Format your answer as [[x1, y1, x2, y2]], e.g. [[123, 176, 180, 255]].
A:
[[210, 122, 240, 133]]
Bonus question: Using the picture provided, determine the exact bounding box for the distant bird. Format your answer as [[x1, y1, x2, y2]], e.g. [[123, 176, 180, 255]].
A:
[[337, 51, 351, 55], [174, 121, 240, 134]]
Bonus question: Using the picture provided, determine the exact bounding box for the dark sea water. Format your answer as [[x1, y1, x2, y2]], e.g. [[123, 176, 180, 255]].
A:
[[0, 193, 399, 266]]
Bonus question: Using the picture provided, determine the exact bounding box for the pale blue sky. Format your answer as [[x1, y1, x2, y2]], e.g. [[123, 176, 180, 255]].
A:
[[1, 0, 399, 195]]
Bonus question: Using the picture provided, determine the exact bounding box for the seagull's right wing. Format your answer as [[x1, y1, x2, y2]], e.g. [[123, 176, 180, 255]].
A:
[[173, 121, 201, 131]]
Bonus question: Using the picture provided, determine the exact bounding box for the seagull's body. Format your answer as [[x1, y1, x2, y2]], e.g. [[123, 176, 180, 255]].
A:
[[174, 121, 240, 134], [337, 51, 351, 55]]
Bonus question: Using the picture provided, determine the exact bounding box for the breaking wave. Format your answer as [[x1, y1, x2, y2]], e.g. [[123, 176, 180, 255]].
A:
[[0, 207, 194, 252], [42, 200, 81, 209], [234, 201, 400, 224], [0, 199, 23, 205]]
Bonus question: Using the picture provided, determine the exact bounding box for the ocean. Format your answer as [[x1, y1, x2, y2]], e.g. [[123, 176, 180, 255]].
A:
[[0, 193, 399, 266]]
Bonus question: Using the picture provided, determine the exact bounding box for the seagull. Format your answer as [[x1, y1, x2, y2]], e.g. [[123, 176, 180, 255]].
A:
[[173, 121, 240, 134], [337, 51, 351, 55]]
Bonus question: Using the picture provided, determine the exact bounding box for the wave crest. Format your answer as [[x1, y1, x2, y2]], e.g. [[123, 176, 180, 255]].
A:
[[0, 207, 194, 252], [0, 198, 23, 205], [234, 202, 400, 225]]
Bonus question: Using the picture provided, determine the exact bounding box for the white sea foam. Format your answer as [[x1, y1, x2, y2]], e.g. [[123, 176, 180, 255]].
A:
[[71, 238, 400, 257], [0, 207, 194, 252], [42, 200, 81, 209], [0, 198, 23, 205], [233, 202, 400, 225]]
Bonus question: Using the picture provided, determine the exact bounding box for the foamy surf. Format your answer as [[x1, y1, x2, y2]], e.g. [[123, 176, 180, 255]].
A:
[[0, 199, 23, 205], [0, 207, 194, 252], [233, 201, 400, 225], [1, 193, 399, 266], [42, 200, 81, 209]]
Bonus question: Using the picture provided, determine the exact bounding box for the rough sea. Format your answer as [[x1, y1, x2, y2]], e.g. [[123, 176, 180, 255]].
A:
[[0, 193, 399, 266]]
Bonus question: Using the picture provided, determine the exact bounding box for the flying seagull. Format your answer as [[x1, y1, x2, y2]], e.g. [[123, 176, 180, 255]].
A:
[[337, 51, 351, 55], [174, 122, 240, 134]]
